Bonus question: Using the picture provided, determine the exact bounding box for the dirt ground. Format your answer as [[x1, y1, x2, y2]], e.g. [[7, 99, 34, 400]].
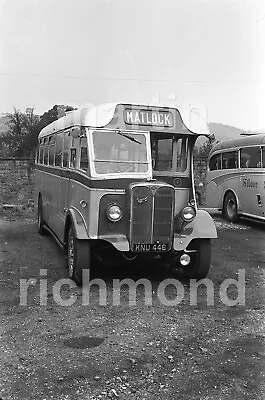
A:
[[0, 212, 265, 400]]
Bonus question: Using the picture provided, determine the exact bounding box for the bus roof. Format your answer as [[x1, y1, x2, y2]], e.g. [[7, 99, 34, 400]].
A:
[[209, 133, 265, 156], [38, 102, 211, 139]]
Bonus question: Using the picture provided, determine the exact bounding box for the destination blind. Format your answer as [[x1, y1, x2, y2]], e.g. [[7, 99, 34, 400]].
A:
[[124, 109, 174, 127]]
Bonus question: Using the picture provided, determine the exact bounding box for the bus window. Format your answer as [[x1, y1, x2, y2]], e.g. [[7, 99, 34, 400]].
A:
[[43, 146, 49, 165], [222, 151, 238, 169], [262, 146, 265, 168], [49, 143, 55, 166], [155, 138, 173, 171], [70, 148, 77, 168], [152, 136, 188, 172], [240, 147, 261, 168], [80, 147, 88, 171], [39, 146, 44, 164], [174, 138, 188, 172], [209, 153, 221, 171], [92, 130, 148, 174], [62, 133, 71, 168], [55, 133, 63, 167]]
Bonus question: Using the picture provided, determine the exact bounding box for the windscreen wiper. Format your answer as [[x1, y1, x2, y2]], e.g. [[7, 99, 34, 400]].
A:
[[115, 130, 141, 144]]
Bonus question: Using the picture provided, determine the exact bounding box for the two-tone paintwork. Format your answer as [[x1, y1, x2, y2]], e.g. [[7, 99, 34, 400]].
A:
[[35, 103, 217, 254], [206, 134, 265, 220]]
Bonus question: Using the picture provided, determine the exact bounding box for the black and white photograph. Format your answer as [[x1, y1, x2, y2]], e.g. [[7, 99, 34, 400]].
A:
[[0, 1, 265, 399]]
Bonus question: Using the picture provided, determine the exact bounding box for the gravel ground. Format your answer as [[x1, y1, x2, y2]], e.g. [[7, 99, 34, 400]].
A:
[[0, 213, 265, 400]]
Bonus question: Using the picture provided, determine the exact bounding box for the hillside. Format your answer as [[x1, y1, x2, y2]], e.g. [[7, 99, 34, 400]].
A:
[[0, 113, 257, 143], [208, 122, 244, 142]]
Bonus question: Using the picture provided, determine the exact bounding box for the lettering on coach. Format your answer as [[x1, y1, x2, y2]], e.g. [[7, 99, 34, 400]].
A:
[[124, 109, 174, 127]]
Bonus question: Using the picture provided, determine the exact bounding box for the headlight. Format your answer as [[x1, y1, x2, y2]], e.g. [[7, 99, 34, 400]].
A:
[[181, 206, 196, 222], [106, 204, 123, 222]]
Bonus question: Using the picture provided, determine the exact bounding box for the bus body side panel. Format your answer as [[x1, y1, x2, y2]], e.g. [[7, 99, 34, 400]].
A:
[[205, 180, 219, 208], [239, 171, 265, 218], [173, 209, 217, 251], [206, 171, 240, 211], [39, 169, 56, 226], [174, 189, 189, 214], [67, 179, 126, 241], [67, 179, 91, 238]]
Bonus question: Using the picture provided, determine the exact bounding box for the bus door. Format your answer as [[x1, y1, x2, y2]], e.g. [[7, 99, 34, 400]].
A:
[[239, 146, 263, 217]]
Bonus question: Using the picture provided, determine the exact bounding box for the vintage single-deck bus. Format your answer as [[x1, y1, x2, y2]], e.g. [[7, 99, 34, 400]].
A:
[[35, 102, 217, 283], [206, 133, 265, 222]]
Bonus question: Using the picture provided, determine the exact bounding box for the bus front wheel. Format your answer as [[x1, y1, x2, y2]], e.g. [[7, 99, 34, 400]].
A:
[[67, 225, 91, 285], [223, 192, 239, 222], [183, 239, 211, 280]]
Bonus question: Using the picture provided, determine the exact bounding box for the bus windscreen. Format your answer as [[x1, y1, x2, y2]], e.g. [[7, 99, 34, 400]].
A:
[[92, 130, 148, 174]]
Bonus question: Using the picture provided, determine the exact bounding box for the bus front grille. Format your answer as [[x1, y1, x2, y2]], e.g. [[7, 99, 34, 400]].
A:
[[129, 184, 174, 250]]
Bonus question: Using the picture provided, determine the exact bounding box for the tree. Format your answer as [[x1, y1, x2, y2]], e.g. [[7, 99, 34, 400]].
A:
[[37, 104, 76, 132], [194, 139, 215, 160], [0, 108, 39, 157], [0, 104, 76, 158]]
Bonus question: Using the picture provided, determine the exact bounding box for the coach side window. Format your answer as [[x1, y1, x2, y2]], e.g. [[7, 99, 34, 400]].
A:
[[48, 136, 55, 166], [38, 140, 44, 164], [262, 147, 265, 168], [209, 153, 221, 171], [43, 138, 49, 165], [240, 147, 261, 168], [55, 133, 63, 167], [222, 151, 238, 169], [63, 133, 71, 168]]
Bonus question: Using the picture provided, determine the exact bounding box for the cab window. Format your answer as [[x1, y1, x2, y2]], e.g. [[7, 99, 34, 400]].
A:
[[151, 135, 188, 172]]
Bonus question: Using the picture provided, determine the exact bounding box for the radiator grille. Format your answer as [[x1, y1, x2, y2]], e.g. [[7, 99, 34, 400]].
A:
[[130, 184, 174, 249]]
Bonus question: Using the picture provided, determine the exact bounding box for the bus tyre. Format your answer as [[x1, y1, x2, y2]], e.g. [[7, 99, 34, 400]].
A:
[[67, 225, 91, 285], [183, 239, 211, 280], [223, 192, 239, 222], [37, 197, 47, 235]]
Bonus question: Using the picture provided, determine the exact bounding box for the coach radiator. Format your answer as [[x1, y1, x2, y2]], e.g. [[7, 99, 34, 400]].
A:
[[129, 182, 175, 252]]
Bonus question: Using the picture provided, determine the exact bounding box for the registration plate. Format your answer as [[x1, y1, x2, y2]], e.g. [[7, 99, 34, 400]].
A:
[[132, 243, 168, 252]]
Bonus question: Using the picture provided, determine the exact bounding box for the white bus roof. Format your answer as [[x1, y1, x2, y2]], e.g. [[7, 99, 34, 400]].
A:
[[209, 133, 265, 156], [38, 102, 210, 139]]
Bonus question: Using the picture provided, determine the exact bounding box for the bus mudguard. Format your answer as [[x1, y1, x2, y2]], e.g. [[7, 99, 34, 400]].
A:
[[65, 208, 89, 240], [173, 209, 217, 251]]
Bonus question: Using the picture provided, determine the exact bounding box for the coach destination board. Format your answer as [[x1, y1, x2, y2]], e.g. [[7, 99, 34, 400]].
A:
[[124, 108, 174, 127]]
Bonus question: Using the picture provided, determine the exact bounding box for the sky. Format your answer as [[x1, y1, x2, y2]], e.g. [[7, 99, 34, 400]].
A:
[[0, 0, 264, 130]]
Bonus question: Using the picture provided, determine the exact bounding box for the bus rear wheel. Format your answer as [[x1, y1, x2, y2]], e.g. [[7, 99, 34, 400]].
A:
[[223, 192, 239, 222], [183, 239, 211, 280], [67, 225, 91, 285], [37, 196, 47, 235]]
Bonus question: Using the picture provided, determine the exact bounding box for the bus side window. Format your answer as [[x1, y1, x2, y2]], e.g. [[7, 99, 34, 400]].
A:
[[43, 145, 49, 165], [39, 146, 44, 164], [209, 153, 221, 171], [262, 146, 265, 168], [80, 147, 88, 171], [63, 133, 71, 168], [49, 141, 55, 166], [240, 147, 261, 168], [70, 148, 77, 168], [55, 133, 63, 167], [222, 151, 237, 169]]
